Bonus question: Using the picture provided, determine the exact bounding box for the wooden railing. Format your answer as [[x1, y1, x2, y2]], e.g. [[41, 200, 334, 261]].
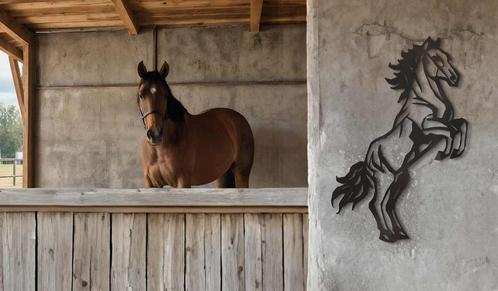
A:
[[0, 188, 308, 291]]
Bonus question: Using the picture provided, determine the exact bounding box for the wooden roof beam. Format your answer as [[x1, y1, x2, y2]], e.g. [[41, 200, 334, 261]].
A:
[[111, 0, 139, 35], [8, 56, 25, 120], [0, 35, 23, 61], [250, 0, 264, 32], [0, 9, 33, 45]]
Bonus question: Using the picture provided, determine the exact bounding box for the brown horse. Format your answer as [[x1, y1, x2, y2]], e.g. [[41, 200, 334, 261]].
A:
[[136, 61, 254, 188]]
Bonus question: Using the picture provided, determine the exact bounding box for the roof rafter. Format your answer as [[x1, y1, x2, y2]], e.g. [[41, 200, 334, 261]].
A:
[[250, 0, 264, 32], [111, 0, 139, 34], [0, 9, 33, 45]]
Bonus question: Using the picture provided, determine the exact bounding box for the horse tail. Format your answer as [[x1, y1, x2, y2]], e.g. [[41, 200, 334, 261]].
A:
[[331, 161, 374, 213]]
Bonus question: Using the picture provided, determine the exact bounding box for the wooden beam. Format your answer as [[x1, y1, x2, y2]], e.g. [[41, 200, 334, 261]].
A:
[[250, 0, 264, 32], [0, 36, 22, 61], [8, 56, 25, 121], [111, 0, 139, 34], [0, 9, 33, 45], [22, 44, 35, 188]]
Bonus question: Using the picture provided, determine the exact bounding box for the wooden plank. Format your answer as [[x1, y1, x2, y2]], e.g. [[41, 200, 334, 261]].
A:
[[244, 214, 263, 291], [0, 9, 33, 45], [111, 213, 146, 291], [0, 188, 308, 207], [205, 214, 221, 291], [185, 214, 221, 291], [0, 36, 22, 61], [250, 0, 263, 32], [283, 214, 305, 291], [22, 44, 34, 187], [221, 214, 245, 291], [111, 0, 139, 34], [8, 56, 25, 120], [37, 212, 73, 291], [73, 213, 110, 291], [262, 214, 283, 291], [147, 214, 185, 291], [0, 206, 308, 214], [303, 214, 308, 290], [0, 212, 36, 291]]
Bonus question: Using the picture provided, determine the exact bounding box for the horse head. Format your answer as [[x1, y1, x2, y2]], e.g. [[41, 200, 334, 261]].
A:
[[421, 38, 460, 87], [136, 61, 170, 145]]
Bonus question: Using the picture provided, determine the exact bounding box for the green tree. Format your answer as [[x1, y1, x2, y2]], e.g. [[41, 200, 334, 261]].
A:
[[0, 104, 23, 158]]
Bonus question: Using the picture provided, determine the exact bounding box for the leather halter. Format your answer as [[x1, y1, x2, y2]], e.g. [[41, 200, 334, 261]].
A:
[[137, 94, 165, 129]]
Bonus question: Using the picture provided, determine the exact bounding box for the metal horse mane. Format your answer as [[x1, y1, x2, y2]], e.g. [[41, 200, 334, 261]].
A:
[[331, 37, 469, 243]]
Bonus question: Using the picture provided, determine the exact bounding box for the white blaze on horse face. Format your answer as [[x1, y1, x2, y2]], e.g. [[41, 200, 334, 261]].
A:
[[150, 86, 157, 95]]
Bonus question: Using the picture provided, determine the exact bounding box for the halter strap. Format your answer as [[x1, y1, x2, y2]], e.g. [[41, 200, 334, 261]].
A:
[[137, 95, 165, 129]]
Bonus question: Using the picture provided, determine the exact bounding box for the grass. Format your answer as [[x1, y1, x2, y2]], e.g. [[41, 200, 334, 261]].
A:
[[0, 163, 23, 188]]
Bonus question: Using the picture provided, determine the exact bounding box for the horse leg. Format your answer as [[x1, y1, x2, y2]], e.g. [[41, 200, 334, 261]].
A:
[[216, 169, 236, 188], [368, 173, 395, 242], [232, 166, 250, 188], [450, 118, 468, 158], [385, 170, 410, 240]]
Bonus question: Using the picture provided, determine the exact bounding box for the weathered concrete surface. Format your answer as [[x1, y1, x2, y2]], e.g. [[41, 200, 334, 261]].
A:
[[37, 29, 155, 86], [157, 25, 306, 83], [308, 0, 498, 290]]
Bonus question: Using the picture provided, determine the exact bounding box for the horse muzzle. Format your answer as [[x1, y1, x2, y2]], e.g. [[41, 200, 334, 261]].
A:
[[147, 128, 163, 145]]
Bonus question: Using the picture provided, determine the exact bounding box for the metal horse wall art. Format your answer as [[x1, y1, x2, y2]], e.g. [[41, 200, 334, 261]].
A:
[[331, 37, 469, 243]]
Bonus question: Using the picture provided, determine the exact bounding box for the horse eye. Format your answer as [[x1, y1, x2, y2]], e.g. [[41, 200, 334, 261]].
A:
[[138, 93, 144, 100]]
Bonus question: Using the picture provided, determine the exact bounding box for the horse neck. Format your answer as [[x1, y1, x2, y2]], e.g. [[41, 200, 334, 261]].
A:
[[410, 61, 454, 121]]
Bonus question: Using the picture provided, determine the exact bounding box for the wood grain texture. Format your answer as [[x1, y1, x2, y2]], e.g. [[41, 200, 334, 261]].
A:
[[0, 188, 308, 207], [37, 212, 73, 291], [147, 214, 185, 291], [0, 212, 36, 291], [111, 213, 146, 291], [283, 214, 305, 291], [250, 0, 263, 32], [0, 0, 305, 32], [21, 44, 34, 187], [221, 214, 245, 291], [262, 214, 283, 291], [0, 9, 33, 45], [73, 213, 110, 291], [204, 214, 222, 291], [244, 214, 263, 291], [0, 36, 22, 61], [8, 57, 24, 120]]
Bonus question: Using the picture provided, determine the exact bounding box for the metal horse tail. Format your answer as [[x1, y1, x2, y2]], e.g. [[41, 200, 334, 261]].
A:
[[331, 161, 374, 213]]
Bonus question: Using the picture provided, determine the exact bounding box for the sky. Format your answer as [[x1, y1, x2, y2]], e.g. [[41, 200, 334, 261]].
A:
[[0, 51, 18, 107]]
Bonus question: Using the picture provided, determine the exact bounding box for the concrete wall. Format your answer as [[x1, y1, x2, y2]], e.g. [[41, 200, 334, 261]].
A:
[[35, 25, 307, 188], [308, 0, 498, 290]]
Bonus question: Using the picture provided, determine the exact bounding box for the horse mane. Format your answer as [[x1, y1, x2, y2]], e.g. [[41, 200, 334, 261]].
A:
[[141, 71, 187, 123], [385, 37, 441, 102]]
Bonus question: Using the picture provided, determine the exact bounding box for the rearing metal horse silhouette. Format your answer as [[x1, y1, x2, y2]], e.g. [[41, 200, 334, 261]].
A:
[[332, 37, 469, 243]]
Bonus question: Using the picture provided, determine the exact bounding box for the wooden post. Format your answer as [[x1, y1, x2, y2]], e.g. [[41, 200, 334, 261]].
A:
[[12, 160, 16, 186], [22, 44, 35, 188]]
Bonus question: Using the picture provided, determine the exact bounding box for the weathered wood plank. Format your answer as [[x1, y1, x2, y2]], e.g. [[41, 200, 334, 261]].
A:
[[221, 214, 245, 291], [111, 213, 146, 291], [303, 214, 308, 290], [186, 214, 205, 291], [0, 188, 308, 207], [147, 214, 185, 291], [262, 214, 283, 291], [0, 212, 36, 291], [244, 214, 263, 291], [37, 212, 73, 291], [283, 214, 305, 291], [73, 213, 110, 291], [204, 214, 221, 291]]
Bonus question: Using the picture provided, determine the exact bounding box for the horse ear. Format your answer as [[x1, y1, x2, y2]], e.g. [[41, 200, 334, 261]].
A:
[[138, 61, 147, 78], [160, 61, 170, 79]]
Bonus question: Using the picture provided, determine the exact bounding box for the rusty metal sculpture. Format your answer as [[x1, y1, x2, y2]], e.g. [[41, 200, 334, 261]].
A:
[[331, 37, 469, 242]]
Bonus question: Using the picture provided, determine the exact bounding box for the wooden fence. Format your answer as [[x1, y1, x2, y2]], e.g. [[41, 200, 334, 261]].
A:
[[0, 188, 308, 291]]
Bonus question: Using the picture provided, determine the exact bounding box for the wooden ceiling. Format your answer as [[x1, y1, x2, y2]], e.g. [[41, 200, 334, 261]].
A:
[[0, 0, 306, 54]]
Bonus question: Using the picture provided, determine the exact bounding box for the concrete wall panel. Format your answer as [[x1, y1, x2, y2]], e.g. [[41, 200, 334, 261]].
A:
[[37, 29, 154, 86], [157, 25, 306, 83], [308, 0, 498, 290]]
